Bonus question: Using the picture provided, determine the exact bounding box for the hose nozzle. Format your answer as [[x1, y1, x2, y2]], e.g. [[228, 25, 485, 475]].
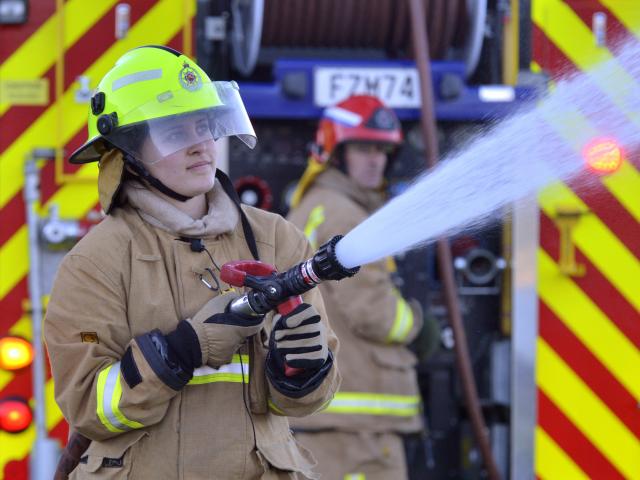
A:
[[223, 235, 359, 317]]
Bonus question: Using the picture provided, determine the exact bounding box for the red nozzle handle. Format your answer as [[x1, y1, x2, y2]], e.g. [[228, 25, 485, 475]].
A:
[[220, 260, 276, 287], [220, 260, 304, 377]]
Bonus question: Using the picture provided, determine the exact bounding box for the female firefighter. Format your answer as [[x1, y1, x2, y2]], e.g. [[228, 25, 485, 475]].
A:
[[287, 95, 440, 479], [44, 45, 339, 479]]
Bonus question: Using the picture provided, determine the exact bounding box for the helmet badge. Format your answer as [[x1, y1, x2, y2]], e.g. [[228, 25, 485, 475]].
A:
[[370, 108, 398, 130], [179, 62, 202, 91]]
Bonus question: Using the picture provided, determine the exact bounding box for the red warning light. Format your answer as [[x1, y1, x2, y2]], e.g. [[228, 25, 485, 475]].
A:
[[0, 398, 33, 433], [582, 137, 623, 174]]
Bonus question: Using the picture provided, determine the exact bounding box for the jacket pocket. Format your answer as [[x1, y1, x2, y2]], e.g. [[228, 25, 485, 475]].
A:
[[257, 434, 320, 480], [370, 347, 417, 371], [73, 430, 147, 479]]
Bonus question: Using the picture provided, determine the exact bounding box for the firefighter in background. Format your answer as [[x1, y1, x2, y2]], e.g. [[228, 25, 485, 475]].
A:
[[44, 46, 340, 479], [287, 95, 439, 479]]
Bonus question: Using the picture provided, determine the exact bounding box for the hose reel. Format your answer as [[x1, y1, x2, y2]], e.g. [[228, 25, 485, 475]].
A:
[[230, 0, 488, 78]]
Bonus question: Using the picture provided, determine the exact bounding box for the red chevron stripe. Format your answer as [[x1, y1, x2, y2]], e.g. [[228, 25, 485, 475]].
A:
[[540, 212, 640, 348], [51, 417, 70, 446], [0, 68, 54, 153], [538, 389, 625, 479], [0, 191, 26, 246], [3, 459, 27, 480], [39, 159, 60, 207], [0, 278, 28, 336], [0, 1, 57, 65], [0, 367, 32, 399], [532, 24, 579, 77], [539, 300, 640, 439]]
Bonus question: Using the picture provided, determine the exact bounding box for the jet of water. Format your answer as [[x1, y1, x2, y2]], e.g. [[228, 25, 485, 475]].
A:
[[336, 41, 640, 269]]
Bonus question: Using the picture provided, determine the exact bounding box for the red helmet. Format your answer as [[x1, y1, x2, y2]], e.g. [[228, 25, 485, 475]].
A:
[[314, 95, 403, 164]]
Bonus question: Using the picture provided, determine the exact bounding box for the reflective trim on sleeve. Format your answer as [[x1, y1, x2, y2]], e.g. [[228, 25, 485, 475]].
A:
[[188, 354, 249, 385], [96, 363, 144, 433], [344, 474, 366, 480], [386, 294, 414, 343], [268, 399, 285, 415], [323, 392, 421, 417], [303, 205, 326, 250]]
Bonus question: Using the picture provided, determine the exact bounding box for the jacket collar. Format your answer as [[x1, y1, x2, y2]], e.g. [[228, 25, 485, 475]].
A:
[[314, 167, 386, 213], [123, 178, 239, 237]]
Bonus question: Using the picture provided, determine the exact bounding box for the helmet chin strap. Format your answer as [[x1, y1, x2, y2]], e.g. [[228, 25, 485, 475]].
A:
[[123, 153, 193, 202]]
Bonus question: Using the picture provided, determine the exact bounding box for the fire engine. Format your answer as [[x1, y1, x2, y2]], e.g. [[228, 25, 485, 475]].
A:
[[0, 0, 637, 479]]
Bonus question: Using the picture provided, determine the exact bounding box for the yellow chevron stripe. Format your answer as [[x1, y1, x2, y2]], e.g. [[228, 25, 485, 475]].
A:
[[537, 338, 640, 479], [0, 0, 119, 116], [538, 250, 640, 399], [597, 0, 640, 41], [0, 0, 195, 210], [45, 377, 64, 431], [533, 0, 640, 128], [535, 426, 590, 480], [44, 164, 100, 218], [602, 161, 640, 222], [539, 182, 640, 312], [0, 227, 28, 299]]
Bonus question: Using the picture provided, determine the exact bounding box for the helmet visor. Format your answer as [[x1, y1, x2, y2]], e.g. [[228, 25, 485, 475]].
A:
[[104, 81, 256, 164]]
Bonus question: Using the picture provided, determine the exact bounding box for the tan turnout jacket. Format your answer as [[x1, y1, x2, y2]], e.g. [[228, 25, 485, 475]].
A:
[[44, 181, 339, 479], [287, 168, 423, 434]]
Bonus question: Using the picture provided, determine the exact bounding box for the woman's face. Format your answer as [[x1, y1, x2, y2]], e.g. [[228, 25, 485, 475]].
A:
[[140, 113, 217, 197]]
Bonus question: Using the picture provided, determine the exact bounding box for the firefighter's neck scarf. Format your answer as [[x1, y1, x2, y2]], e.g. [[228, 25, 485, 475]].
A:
[[123, 179, 239, 237]]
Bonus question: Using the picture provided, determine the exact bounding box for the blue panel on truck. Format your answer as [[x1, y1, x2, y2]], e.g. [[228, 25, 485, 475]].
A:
[[238, 59, 538, 121]]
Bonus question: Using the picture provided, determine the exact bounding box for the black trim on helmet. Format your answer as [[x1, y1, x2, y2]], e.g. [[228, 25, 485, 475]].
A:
[[133, 44, 182, 57]]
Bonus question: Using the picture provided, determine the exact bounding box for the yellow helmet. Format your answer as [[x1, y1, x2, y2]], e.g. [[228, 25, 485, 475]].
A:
[[70, 45, 256, 164]]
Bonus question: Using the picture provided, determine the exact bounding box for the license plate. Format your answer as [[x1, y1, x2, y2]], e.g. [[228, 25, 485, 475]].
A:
[[314, 67, 421, 108]]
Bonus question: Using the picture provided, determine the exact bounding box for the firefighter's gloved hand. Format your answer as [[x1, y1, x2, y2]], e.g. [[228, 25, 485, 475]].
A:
[[187, 292, 265, 368], [269, 303, 328, 371]]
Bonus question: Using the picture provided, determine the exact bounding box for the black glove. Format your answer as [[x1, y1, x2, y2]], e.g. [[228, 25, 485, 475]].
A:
[[269, 303, 328, 370], [186, 292, 265, 367], [265, 303, 333, 398]]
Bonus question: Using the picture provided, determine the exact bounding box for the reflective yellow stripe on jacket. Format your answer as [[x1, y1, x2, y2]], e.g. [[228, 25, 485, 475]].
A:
[[189, 354, 249, 384], [96, 354, 249, 432], [324, 392, 421, 417], [303, 205, 325, 249], [344, 474, 366, 480], [386, 291, 414, 343], [97, 362, 145, 433]]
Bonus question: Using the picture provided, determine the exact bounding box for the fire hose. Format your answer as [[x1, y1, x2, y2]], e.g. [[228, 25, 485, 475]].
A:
[[55, 235, 357, 479]]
